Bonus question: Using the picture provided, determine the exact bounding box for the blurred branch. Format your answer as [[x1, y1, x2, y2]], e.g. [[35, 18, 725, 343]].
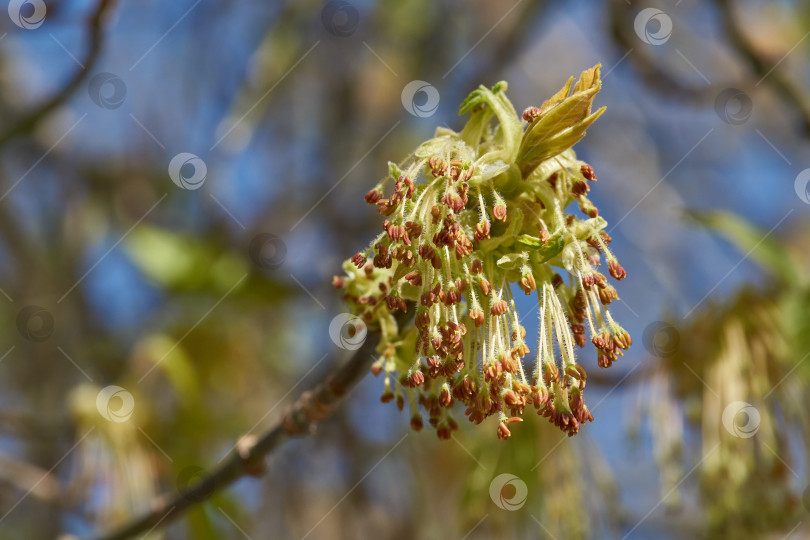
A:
[[0, 170, 39, 273], [84, 286, 643, 540], [0, 0, 117, 147], [88, 331, 382, 540], [609, 0, 810, 135], [607, 0, 714, 103], [713, 0, 810, 136], [0, 455, 60, 503]]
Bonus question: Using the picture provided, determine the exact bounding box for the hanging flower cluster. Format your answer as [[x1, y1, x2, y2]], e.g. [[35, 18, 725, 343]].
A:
[[334, 65, 631, 440]]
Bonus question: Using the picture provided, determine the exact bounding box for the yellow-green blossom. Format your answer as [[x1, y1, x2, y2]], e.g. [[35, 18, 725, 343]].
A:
[[335, 65, 631, 440]]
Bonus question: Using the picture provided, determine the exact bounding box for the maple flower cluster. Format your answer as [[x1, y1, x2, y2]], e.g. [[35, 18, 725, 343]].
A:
[[334, 65, 631, 440]]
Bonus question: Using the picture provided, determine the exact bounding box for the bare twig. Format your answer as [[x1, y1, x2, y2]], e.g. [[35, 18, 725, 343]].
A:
[[88, 330, 383, 540], [0, 0, 118, 147]]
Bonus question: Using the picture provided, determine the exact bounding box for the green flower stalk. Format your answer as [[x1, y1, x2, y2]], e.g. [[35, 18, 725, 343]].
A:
[[334, 65, 631, 440]]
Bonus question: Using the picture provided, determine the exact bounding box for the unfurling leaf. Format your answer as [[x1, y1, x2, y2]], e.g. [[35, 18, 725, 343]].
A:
[[517, 64, 605, 178]]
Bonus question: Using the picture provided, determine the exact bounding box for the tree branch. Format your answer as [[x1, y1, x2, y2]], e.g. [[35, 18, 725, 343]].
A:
[[609, 0, 810, 136], [0, 0, 118, 147], [88, 330, 382, 540], [713, 0, 810, 136], [607, 0, 715, 104]]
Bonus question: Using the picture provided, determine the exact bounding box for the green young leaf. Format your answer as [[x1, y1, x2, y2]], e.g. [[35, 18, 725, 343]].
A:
[[517, 65, 605, 179], [496, 252, 525, 269], [528, 230, 566, 263]]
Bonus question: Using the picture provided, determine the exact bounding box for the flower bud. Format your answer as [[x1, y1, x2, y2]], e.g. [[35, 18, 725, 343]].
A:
[[365, 188, 382, 204], [439, 384, 452, 407], [581, 164, 597, 181], [609, 260, 627, 280], [469, 308, 485, 327], [491, 300, 509, 316], [519, 271, 536, 295], [522, 107, 542, 123], [351, 253, 366, 268], [497, 421, 512, 440]]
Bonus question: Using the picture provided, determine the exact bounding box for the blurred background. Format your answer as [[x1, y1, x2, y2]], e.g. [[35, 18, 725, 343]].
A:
[[0, 0, 808, 538]]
